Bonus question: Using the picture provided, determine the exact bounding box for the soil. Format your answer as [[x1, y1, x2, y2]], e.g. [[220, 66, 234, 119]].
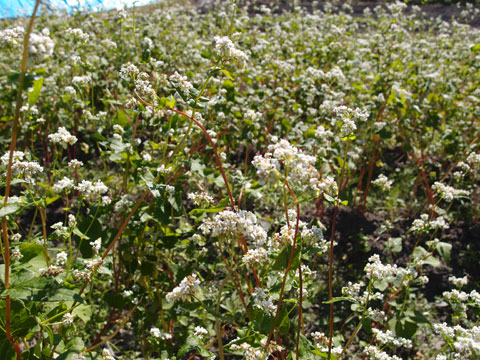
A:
[[319, 206, 480, 301]]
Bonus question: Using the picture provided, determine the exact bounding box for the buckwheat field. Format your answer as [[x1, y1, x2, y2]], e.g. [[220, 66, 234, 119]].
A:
[[0, 0, 479, 359]]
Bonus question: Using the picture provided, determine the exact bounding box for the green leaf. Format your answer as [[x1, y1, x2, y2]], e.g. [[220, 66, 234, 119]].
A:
[[272, 245, 301, 273], [189, 198, 229, 216], [28, 77, 44, 106], [220, 69, 234, 80], [322, 296, 355, 304], [72, 304, 93, 323], [436, 241, 452, 266], [0, 204, 20, 218], [471, 42, 480, 52], [412, 246, 441, 267], [0, 330, 16, 360]]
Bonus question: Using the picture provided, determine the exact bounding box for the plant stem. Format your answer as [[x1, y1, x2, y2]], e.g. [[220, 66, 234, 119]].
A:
[[328, 139, 350, 360], [216, 274, 231, 360], [2, 2, 41, 359], [266, 179, 300, 346]]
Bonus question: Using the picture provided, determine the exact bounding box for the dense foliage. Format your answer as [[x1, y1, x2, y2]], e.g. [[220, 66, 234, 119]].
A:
[[0, 1, 479, 359]]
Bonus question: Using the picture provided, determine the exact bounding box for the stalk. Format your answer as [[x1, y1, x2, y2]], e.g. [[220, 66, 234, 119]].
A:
[[266, 179, 300, 346], [2, 2, 42, 359], [327, 139, 350, 360]]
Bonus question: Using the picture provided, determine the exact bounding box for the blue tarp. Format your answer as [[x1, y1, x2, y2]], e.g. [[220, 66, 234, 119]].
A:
[[0, 0, 155, 18]]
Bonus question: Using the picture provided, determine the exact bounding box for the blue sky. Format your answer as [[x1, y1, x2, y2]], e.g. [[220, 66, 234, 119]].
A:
[[1, 0, 156, 18]]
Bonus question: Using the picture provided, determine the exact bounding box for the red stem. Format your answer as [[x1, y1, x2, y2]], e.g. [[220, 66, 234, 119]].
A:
[[266, 179, 300, 346]]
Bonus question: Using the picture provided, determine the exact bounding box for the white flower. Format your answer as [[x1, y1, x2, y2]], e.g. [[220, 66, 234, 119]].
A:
[[251, 287, 276, 316], [72, 75, 91, 87], [188, 191, 214, 206], [119, 62, 139, 80], [0, 26, 24, 47], [56, 251, 68, 266], [12, 247, 23, 261], [213, 35, 248, 66], [90, 238, 102, 254], [49, 127, 78, 147], [29, 30, 54, 59], [372, 174, 393, 191], [194, 326, 208, 338], [169, 71, 193, 93], [53, 177, 75, 192], [68, 159, 83, 169], [166, 274, 200, 303], [62, 313, 74, 326], [102, 349, 115, 360], [150, 327, 172, 340], [76, 180, 108, 195]]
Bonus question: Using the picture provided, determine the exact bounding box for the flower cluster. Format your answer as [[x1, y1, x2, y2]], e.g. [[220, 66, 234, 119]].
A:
[[432, 181, 469, 202], [49, 127, 78, 147], [372, 174, 393, 191], [165, 274, 200, 303], [213, 35, 248, 66]]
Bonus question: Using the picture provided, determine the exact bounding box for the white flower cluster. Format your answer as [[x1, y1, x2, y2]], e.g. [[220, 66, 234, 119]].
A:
[[467, 152, 480, 166], [12, 247, 23, 261], [165, 274, 200, 303], [68, 159, 83, 168], [62, 313, 74, 326], [72, 75, 91, 86], [251, 287, 276, 316], [194, 326, 208, 338], [150, 327, 172, 340], [311, 329, 343, 357], [76, 180, 108, 196], [244, 109, 262, 122], [201, 209, 267, 245], [213, 36, 248, 66], [432, 182, 469, 202], [49, 127, 78, 147], [187, 191, 214, 206], [114, 195, 133, 212], [56, 251, 68, 266], [411, 213, 449, 233], [39, 264, 63, 277], [242, 247, 268, 265], [230, 342, 266, 360], [64, 86, 76, 96], [169, 71, 193, 95], [102, 349, 115, 360], [342, 281, 364, 298], [1, 151, 43, 181], [252, 137, 327, 193], [53, 177, 75, 193], [29, 29, 54, 59], [311, 331, 328, 345], [90, 238, 102, 255], [434, 323, 480, 355], [135, 72, 156, 99], [119, 62, 139, 80], [51, 222, 69, 238], [364, 254, 407, 283], [449, 275, 468, 288], [300, 225, 329, 252], [333, 105, 368, 136], [372, 174, 393, 191], [372, 328, 412, 348], [367, 308, 386, 322], [65, 28, 90, 42], [442, 289, 469, 317], [0, 26, 24, 47], [364, 345, 401, 360]]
